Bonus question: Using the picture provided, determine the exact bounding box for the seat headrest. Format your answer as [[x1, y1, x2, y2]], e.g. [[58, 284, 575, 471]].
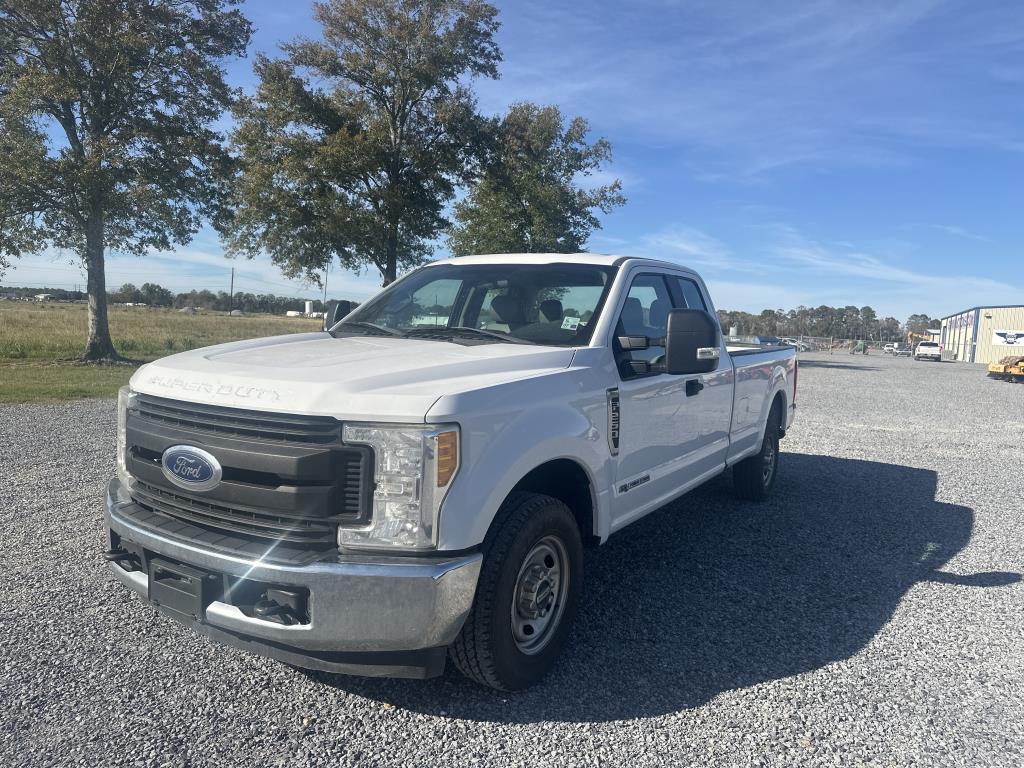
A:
[[490, 294, 526, 327], [621, 296, 645, 334], [649, 298, 669, 330], [539, 299, 563, 322]]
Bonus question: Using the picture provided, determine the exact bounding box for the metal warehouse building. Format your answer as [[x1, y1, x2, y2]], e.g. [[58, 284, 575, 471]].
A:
[[939, 305, 1024, 363]]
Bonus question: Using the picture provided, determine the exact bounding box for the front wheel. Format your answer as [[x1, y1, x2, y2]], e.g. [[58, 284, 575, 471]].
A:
[[734, 410, 781, 501], [450, 493, 582, 690]]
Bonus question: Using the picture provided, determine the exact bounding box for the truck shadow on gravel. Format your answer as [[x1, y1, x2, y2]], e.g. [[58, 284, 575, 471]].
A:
[[310, 453, 1020, 722]]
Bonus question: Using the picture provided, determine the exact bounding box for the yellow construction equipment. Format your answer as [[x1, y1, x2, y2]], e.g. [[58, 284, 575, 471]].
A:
[[988, 355, 1024, 382]]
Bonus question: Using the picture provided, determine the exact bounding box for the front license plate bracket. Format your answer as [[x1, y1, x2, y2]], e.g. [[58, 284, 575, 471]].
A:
[[148, 557, 219, 621]]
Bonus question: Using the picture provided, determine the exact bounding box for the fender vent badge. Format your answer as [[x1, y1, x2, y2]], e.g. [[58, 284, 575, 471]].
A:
[[607, 388, 620, 456]]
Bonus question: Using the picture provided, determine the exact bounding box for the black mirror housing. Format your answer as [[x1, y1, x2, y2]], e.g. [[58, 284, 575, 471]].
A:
[[324, 300, 352, 331], [664, 309, 720, 375]]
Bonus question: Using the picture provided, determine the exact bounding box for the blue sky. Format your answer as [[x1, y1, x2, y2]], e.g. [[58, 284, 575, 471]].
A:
[[6, 0, 1023, 319]]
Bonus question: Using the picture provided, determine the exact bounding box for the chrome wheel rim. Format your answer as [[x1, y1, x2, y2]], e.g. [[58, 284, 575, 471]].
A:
[[511, 536, 569, 655], [762, 436, 777, 486]]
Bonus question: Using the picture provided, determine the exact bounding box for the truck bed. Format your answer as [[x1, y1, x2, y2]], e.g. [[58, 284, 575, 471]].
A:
[[726, 343, 793, 358]]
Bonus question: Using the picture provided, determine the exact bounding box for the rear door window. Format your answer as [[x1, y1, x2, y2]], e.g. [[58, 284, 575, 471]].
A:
[[670, 276, 708, 310]]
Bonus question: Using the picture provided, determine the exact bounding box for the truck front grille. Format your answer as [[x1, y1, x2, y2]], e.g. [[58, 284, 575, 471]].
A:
[[122, 395, 373, 565]]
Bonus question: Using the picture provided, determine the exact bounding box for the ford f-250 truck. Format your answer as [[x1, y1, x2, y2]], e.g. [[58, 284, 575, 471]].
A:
[[105, 254, 796, 690]]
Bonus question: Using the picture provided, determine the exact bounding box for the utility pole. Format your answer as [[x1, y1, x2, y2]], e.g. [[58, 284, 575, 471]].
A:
[[323, 262, 329, 309], [228, 267, 234, 313]]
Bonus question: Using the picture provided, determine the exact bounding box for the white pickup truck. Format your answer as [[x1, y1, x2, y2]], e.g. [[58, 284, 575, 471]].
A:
[[914, 341, 942, 361], [105, 254, 796, 690]]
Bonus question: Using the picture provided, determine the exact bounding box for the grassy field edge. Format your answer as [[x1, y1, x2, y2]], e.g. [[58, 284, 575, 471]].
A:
[[1, 302, 321, 404]]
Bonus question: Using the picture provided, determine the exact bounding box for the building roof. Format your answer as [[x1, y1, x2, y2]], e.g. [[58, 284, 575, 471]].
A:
[[940, 305, 1024, 321]]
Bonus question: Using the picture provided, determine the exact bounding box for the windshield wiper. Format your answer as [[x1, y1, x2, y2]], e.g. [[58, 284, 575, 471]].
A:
[[403, 326, 534, 345], [331, 321, 404, 337]]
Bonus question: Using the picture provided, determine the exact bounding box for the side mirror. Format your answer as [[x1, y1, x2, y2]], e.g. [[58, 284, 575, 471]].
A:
[[664, 309, 720, 375], [323, 300, 352, 331]]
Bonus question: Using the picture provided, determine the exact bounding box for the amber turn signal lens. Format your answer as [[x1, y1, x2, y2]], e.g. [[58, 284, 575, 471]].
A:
[[435, 431, 458, 487]]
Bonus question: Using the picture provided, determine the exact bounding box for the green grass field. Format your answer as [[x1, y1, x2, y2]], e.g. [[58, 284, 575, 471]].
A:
[[1, 301, 321, 403]]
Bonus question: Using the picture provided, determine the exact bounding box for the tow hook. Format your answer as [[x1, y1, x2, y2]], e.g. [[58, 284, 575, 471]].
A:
[[103, 548, 140, 569], [253, 588, 308, 626]]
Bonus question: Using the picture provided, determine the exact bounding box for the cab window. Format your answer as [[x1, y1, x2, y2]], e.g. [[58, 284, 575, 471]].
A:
[[614, 273, 674, 376]]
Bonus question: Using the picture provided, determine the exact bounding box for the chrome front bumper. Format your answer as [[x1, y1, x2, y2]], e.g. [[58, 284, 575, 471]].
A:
[[105, 478, 481, 678]]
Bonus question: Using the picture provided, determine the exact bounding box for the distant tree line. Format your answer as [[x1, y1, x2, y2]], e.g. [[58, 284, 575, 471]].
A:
[[1, 283, 359, 315], [717, 306, 941, 340]]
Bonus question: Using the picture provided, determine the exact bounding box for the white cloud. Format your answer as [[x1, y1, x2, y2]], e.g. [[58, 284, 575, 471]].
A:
[[644, 226, 729, 260], [904, 223, 991, 242], [623, 225, 768, 275], [765, 224, 1021, 316], [610, 218, 1021, 317], [702, 279, 813, 313], [478, 0, 1024, 179]]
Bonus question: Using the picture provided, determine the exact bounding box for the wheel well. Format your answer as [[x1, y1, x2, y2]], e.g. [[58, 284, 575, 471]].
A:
[[771, 391, 786, 437], [509, 459, 596, 543]]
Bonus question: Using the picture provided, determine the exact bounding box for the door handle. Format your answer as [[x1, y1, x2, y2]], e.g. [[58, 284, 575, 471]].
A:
[[686, 378, 704, 397]]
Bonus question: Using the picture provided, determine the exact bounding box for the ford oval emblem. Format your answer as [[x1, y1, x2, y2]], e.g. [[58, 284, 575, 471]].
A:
[[160, 445, 222, 492]]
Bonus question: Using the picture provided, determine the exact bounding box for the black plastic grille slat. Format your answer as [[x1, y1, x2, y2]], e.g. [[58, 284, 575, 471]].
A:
[[135, 394, 342, 445], [132, 482, 336, 543]]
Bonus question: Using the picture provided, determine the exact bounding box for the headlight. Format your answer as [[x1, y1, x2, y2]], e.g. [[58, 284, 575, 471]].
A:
[[116, 386, 138, 486], [340, 423, 460, 551]]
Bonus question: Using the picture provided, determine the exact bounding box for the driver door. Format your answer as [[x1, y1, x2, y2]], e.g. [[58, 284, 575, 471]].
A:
[[609, 272, 729, 530]]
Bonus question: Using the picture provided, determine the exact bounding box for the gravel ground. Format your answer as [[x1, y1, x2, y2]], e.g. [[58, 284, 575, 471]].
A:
[[1, 352, 1022, 767]]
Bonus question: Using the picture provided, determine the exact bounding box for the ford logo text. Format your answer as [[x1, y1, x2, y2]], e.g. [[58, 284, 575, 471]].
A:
[[160, 445, 222, 492]]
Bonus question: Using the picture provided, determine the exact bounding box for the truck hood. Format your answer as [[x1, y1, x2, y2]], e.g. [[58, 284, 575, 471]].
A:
[[130, 332, 577, 421]]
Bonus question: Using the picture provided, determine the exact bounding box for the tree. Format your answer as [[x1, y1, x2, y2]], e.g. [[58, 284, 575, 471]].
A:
[[448, 102, 625, 256], [905, 313, 938, 335], [226, 0, 500, 286], [859, 305, 878, 338], [139, 282, 173, 307], [757, 309, 780, 336], [879, 316, 901, 342], [113, 283, 141, 304], [0, 0, 251, 360]]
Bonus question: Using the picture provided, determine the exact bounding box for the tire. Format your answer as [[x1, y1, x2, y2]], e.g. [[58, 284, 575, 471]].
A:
[[450, 492, 583, 691], [733, 404, 781, 501]]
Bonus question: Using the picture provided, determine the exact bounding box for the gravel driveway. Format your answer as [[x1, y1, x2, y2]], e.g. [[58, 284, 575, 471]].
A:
[[1, 353, 1021, 767]]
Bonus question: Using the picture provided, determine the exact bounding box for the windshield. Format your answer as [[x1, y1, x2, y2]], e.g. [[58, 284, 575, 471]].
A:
[[334, 262, 617, 346]]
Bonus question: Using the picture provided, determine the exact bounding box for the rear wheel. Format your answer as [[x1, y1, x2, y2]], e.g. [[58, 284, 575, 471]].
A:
[[734, 404, 781, 501], [450, 493, 582, 690]]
